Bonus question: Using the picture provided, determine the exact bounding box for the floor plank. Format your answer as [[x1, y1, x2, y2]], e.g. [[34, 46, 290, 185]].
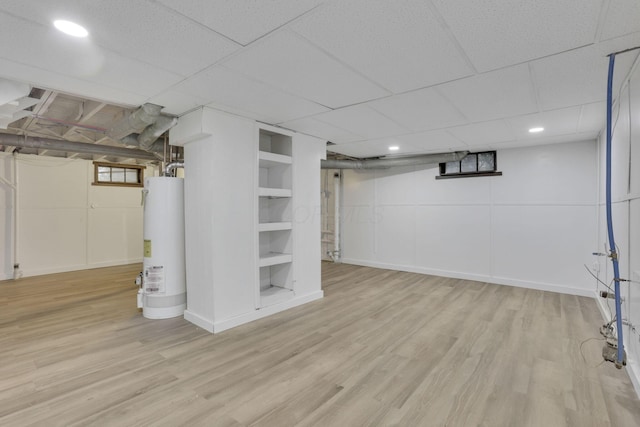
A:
[[0, 262, 639, 426]]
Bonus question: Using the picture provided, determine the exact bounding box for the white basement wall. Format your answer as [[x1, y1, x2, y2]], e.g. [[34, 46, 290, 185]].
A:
[[0, 153, 155, 279], [595, 56, 640, 394], [341, 140, 598, 297]]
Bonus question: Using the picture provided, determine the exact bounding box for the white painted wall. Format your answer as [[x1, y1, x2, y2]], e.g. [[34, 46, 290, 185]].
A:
[[341, 140, 599, 297], [595, 56, 640, 395], [0, 153, 154, 280]]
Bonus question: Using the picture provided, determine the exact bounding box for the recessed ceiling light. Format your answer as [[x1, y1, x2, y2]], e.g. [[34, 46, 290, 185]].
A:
[[53, 20, 89, 38], [388, 146, 399, 151], [529, 127, 544, 133]]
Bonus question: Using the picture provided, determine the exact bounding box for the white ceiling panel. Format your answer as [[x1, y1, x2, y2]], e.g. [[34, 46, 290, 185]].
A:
[[222, 30, 390, 109], [0, 58, 145, 107], [446, 120, 515, 147], [531, 45, 639, 111], [438, 64, 538, 122], [280, 117, 361, 144], [368, 88, 469, 132], [491, 131, 599, 150], [600, 0, 640, 41], [291, 0, 473, 93], [0, 11, 182, 100], [89, 51, 183, 98], [395, 129, 467, 152], [313, 105, 409, 140], [506, 106, 581, 140], [146, 90, 209, 116], [0, 12, 106, 78], [578, 102, 606, 133], [167, 66, 329, 123], [431, 0, 602, 72], [0, 0, 241, 77], [327, 137, 423, 158], [156, 0, 324, 45]]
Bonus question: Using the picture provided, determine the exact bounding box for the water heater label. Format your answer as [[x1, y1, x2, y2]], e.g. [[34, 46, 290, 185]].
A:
[[144, 266, 165, 294], [143, 240, 152, 257]]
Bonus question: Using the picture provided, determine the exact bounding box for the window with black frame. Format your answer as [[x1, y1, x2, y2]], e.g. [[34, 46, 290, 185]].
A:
[[437, 151, 502, 179]]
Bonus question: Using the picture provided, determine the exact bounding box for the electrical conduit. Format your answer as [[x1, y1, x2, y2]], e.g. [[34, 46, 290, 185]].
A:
[[606, 53, 625, 368]]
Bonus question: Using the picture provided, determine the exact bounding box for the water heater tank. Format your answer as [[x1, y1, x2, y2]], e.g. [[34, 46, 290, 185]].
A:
[[141, 176, 186, 319]]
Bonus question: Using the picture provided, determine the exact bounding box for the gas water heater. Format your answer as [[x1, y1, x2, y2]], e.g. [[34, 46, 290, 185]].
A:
[[138, 176, 186, 319]]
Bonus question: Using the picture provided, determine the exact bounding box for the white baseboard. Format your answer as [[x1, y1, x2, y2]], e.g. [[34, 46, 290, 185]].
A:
[[341, 258, 594, 297], [18, 258, 143, 279], [183, 310, 214, 333], [212, 291, 324, 333]]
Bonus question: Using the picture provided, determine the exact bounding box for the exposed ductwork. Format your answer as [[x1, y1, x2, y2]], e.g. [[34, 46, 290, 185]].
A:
[[0, 133, 161, 161], [108, 103, 162, 140], [109, 103, 178, 153], [138, 116, 178, 151], [321, 151, 469, 169]]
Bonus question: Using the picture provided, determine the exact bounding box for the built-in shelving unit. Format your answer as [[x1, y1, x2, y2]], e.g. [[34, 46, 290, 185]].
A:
[[172, 107, 324, 334], [257, 127, 294, 307]]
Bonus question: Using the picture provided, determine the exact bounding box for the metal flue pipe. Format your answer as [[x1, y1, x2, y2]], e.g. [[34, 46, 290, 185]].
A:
[[0, 133, 161, 161], [321, 151, 469, 169], [164, 161, 184, 176]]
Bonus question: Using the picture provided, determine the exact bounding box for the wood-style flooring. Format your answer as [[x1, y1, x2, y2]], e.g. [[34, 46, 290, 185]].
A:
[[1, 262, 639, 426]]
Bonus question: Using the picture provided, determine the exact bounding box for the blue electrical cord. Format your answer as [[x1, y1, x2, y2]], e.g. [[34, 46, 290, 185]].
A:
[[605, 53, 625, 367]]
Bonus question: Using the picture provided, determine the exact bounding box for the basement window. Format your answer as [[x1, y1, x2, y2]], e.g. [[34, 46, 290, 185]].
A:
[[437, 151, 502, 179], [93, 162, 144, 187]]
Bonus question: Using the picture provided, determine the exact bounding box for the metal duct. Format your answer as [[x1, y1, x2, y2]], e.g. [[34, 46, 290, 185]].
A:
[[108, 103, 162, 140], [321, 151, 469, 169], [0, 133, 161, 161], [138, 116, 178, 151], [164, 161, 184, 176]]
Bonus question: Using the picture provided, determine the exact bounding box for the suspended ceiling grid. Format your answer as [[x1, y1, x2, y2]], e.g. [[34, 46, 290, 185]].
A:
[[0, 0, 638, 160]]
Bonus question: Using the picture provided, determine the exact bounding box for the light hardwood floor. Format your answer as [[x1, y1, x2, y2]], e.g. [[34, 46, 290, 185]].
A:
[[1, 262, 639, 426]]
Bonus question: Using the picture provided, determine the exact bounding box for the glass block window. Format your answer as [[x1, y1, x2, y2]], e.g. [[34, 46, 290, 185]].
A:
[[438, 151, 501, 179], [94, 162, 144, 187]]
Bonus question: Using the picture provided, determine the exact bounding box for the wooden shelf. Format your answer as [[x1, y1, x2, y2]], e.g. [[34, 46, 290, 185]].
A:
[[259, 252, 292, 267], [260, 286, 294, 306], [259, 222, 292, 232], [259, 187, 292, 198], [259, 151, 292, 167]]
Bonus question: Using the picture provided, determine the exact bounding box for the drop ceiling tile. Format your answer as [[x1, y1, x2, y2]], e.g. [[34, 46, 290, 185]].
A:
[[490, 131, 599, 150], [431, 0, 602, 72], [531, 45, 638, 111], [221, 30, 390, 109], [395, 129, 467, 152], [0, 11, 182, 99], [437, 64, 538, 122], [167, 65, 329, 124], [600, 0, 640, 41], [0, 58, 146, 107], [577, 102, 605, 133], [157, 0, 324, 45], [280, 117, 361, 144], [147, 90, 209, 116], [91, 51, 183, 98], [507, 106, 581, 140], [313, 105, 409, 140], [0, 0, 241, 77], [446, 120, 515, 146], [327, 138, 423, 158], [291, 0, 473, 93], [368, 88, 468, 132]]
